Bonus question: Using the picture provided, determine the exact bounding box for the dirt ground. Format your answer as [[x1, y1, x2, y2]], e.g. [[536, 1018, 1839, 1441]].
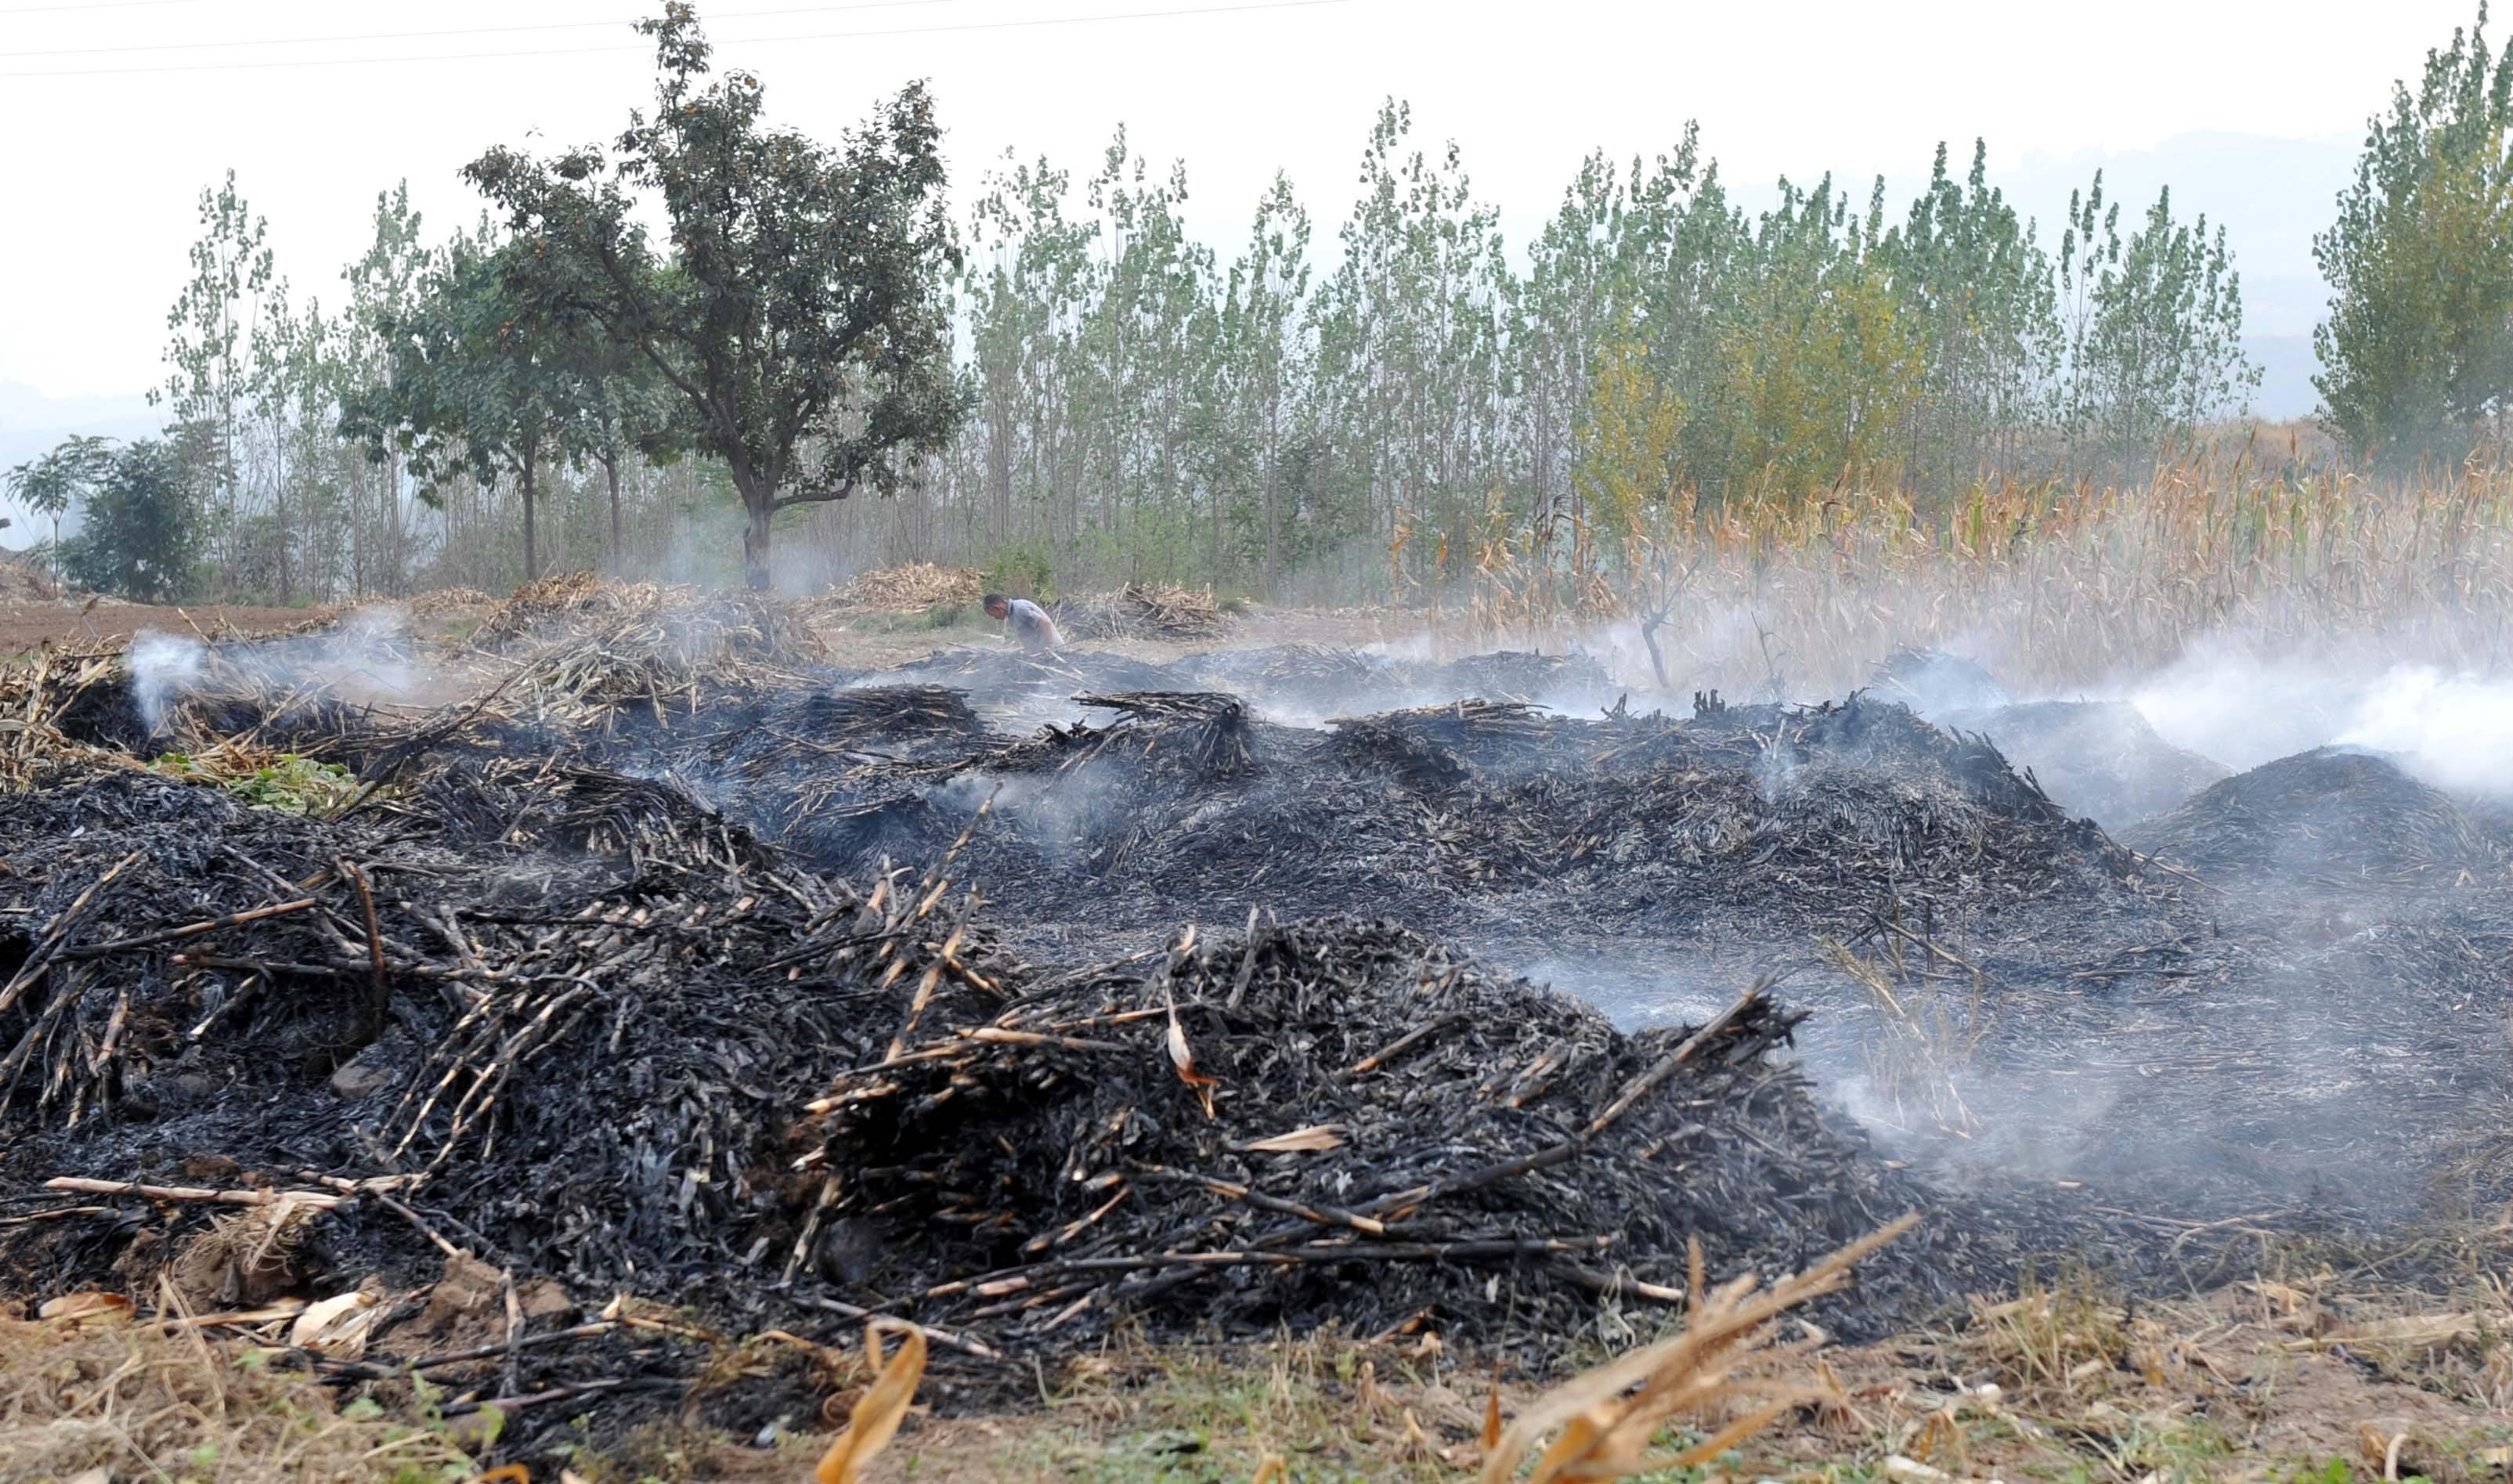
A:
[[0, 597, 325, 655], [809, 600, 1405, 673]]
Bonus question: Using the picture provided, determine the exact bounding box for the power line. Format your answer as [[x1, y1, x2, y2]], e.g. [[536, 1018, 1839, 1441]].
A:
[[3, 0, 955, 58], [0, 0, 1347, 78], [0, 0, 205, 15]]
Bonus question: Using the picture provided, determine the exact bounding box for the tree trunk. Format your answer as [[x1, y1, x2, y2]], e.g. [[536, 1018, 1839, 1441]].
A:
[[742, 481, 774, 590], [603, 453, 624, 566], [275, 450, 292, 607], [522, 460, 539, 581], [743, 505, 774, 590]]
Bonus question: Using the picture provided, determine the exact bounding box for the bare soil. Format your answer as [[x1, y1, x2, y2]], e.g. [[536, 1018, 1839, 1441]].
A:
[[0, 598, 324, 655]]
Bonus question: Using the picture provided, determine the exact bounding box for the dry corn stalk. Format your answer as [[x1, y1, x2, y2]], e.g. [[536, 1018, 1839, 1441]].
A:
[[815, 1320, 928, 1484], [1478, 1214, 1915, 1484]]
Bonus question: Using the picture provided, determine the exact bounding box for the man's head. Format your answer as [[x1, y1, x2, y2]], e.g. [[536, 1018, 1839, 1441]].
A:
[[982, 593, 1009, 620]]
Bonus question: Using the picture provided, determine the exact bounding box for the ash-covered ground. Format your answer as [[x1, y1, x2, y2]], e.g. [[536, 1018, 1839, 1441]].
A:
[[2, 601, 2508, 1448]]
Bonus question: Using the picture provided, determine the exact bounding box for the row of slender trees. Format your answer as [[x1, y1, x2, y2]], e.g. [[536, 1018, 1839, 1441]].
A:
[[928, 117, 2258, 597], [11, 5, 2512, 603]]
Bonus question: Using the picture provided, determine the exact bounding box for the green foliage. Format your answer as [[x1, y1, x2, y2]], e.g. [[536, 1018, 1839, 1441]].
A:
[[153, 168, 273, 551], [150, 753, 357, 814], [980, 541, 1056, 600], [58, 437, 205, 603], [2316, 5, 2513, 462], [1715, 175, 1928, 493], [339, 224, 630, 581], [1573, 327, 1685, 533], [2056, 174, 2258, 475], [3, 434, 113, 577], [464, 1, 965, 589], [932, 107, 2257, 600], [1876, 140, 2060, 482], [122, 75, 2284, 607]]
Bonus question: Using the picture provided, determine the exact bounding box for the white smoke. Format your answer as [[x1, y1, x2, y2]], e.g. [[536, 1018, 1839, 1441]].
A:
[[122, 607, 449, 739], [127, 630, 206, 734], [2327, 666, 2513, 796], [290, 605, 431, 706], [2128, 643, 2513, 798]]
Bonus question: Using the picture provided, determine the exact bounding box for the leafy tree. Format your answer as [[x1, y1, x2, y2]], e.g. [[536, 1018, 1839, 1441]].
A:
[[1517, 150, 1634, 530], [569, 320, 684, 564], [1714, 176, 1926, 494], [2056, 173, 2258, 476], [1310, 99, 1511, 594], [1209, 175, 1313, 589], [1614, 132, 1751, 501], [1878, 141, 2059, 482], [153, 171, 275, 587], [464, 2, 964, 589], [964, 150, 1097, 552], [1572, 324, 1685, 536], [245, 280, 316, 604], [339, 182, 433, 592], [341, 229, 593, 580], [1074, 134, 1219, 580], [60, 438, 204, 604], [2315, 5, 2513, 462], [4, 434, 113, 579]]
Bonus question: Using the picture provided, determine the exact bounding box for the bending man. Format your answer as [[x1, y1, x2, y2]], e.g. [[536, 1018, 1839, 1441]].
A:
[[983, 592, 1063, 655]]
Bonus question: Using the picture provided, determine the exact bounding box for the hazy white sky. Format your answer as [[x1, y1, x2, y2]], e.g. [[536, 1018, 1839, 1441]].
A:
[[0, 0, 2483, 402]]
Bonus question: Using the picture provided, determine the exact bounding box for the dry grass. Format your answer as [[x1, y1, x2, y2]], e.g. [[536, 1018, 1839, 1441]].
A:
[[1478, 1216, 1915, 1482], [1960, 1262, 2136, 1400], [0, 1294, 479, 1482], [1453, 455, 2513, 697]]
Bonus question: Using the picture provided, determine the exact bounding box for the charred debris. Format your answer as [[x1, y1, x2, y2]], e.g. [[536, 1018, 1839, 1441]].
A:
[[0, 598, 2508, 1436]]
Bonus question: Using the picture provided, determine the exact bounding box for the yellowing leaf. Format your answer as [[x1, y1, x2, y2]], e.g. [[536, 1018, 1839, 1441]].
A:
[[817, 1320, 928, 1484]]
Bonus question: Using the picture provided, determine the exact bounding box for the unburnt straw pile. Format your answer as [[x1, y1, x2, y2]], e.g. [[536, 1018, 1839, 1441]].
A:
[[1050, 583, 1234, 642], [823, 561, 984, 614]]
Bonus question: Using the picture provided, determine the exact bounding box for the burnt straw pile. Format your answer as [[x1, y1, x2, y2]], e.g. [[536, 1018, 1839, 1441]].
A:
[[1933, 699, 2230, 829], [666, 685, 2153, 971], [806, 917, 1937, 1346], [0, 749, 1964, 1371], [2126, 746, 2502, 888], [11, 593, 2513, 1440], [0, 760, 1007, 1309]]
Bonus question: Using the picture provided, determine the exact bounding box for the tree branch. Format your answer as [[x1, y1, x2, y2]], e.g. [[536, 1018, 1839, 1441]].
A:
[[770, 475, 860, 511]]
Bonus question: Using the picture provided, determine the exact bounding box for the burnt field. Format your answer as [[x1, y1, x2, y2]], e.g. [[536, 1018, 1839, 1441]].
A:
[[1, 580, 2508, 1457]]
